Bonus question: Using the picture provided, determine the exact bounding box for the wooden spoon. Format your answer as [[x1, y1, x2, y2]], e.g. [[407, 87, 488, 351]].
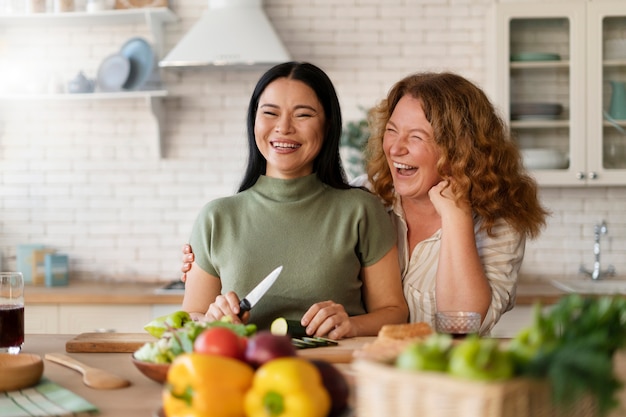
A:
[[45, 353, 130, 390]]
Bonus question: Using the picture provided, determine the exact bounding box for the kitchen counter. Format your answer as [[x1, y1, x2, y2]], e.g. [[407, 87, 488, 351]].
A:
[[21, 333, 371, 417], [19, 334, 626, 417], [24, 278, 568, 306], [23, 334, 165, 417], [25, 280, 183, 305]]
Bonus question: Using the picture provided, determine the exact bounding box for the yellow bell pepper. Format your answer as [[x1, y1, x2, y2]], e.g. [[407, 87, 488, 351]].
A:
[[244, 357, 331, 417], [162, 353, 254, 417]]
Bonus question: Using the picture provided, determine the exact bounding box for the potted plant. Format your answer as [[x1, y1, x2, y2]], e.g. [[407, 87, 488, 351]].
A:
[[340, 110, 370, 181]]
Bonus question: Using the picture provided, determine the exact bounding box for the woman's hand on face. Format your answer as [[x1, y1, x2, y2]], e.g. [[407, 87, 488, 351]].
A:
[[428, 180, 470, 218], [301, 301, 353, 340], [203, 291, 249, 324], [180, 244, 194, 283]]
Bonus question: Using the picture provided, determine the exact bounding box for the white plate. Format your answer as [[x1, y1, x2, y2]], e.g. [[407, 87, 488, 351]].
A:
[[97, 53, 130, 92], [521, 148, 569, 170]]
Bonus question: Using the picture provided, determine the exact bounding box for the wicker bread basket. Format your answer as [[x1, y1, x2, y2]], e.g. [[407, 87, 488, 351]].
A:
[[353, 359, 597, 417]]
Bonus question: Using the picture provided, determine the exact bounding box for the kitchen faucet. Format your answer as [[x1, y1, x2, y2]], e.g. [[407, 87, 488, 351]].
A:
[[579, 220, 615, 280]]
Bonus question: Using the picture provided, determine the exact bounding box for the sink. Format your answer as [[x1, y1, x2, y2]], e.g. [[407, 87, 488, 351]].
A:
[[153, 280, 185, 295], [550, 278, 626, 295]]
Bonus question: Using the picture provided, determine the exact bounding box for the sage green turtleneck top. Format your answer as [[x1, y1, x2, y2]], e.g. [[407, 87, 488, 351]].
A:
[[189, 174, 396, 330]]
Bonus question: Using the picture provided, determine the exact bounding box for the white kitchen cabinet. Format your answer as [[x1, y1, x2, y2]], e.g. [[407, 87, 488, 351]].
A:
[[25, 305, 60, 334], [0, 7, 177, 158], [25, 303, 180, 334], [494, 1, 626, 186], [491, 304, 555, 338], [58, 304, 152, 333], [490, 306, 532, 338], [151, 304, 182, 319]]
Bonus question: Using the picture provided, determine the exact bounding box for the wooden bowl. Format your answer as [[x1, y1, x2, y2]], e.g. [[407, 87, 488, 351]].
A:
[[131, 355, 170, 384], [0, 353, 44, 391]]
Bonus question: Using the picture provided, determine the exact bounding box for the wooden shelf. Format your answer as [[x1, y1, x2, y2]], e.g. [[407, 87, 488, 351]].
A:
[[0, 8, 178, 158], [0, 8, 177, 56], [0, 7, 176, 26]]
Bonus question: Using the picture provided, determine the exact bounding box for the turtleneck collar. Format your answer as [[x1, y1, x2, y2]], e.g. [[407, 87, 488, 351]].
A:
[[253, 174, 326, 202]]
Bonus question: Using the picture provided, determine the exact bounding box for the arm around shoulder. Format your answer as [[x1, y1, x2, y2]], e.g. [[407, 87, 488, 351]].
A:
[[182, 262, 222, 321]]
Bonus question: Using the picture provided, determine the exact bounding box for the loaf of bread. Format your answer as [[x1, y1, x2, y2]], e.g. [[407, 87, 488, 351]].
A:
[[353, 322, 434, 363], [378, 322, 433, 340]]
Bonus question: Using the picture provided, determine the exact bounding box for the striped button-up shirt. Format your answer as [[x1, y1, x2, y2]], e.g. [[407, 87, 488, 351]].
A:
[[389, 198, 525, 335]]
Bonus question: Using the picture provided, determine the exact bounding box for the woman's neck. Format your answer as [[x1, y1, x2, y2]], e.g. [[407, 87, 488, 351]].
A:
[[400, 196, 442, 252]]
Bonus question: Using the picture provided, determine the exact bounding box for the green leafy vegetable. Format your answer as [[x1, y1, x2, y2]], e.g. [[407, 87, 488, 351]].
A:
[[509, 294, 626, 416], [134, 312, 257, 364]]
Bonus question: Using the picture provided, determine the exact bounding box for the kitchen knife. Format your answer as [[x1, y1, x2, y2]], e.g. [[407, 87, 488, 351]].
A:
[[238, 265, 283, 317]]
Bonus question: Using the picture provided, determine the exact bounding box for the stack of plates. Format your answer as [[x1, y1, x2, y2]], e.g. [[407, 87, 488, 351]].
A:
[[510, 52, 560, 62], [510, 102, 563, 120], [96, 37, 156, 92], [521, 148, 569, 170]]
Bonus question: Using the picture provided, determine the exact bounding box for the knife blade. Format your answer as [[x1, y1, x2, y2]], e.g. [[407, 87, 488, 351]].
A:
[[238, 265, 283, 317]]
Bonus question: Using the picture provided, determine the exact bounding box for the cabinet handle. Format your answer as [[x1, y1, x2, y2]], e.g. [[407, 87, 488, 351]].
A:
[[576, 172, 585, 180], [588, 172, 598, 180]]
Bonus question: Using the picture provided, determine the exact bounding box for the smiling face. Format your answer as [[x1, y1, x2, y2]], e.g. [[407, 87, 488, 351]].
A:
[[383, 94, 442, 201], [254, 78, 326, 179]]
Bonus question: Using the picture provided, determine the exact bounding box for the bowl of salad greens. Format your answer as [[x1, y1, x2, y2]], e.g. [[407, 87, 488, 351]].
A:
[[131, 311, 257, 383]]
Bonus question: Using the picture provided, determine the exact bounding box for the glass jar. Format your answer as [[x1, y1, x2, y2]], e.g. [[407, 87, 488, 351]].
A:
[[53, 0, 74, 12], [27, 0, 48, 13]]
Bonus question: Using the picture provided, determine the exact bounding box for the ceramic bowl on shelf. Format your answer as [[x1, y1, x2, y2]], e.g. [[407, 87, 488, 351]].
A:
[[521, 148, 569, 170]]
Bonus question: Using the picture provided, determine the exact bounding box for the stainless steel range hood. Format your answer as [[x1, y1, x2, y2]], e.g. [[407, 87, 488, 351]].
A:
[[159, 0, 291, 68]]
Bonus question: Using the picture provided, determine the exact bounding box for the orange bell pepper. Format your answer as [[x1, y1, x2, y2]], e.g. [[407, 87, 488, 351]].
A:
[[162, 353, 254, 417]]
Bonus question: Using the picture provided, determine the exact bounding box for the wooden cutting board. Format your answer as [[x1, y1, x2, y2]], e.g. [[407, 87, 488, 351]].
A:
[[66, 333, 156, 353], [296, 337, 374, 363], [66, 333, 374, 362]]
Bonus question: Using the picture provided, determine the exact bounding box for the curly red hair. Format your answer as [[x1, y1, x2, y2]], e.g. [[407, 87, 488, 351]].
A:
[[366, 72, 548, 238]]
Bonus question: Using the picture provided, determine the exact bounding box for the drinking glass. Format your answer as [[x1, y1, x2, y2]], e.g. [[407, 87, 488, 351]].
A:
[[435, 311, 481, 339], [0, 272, 24, 354]]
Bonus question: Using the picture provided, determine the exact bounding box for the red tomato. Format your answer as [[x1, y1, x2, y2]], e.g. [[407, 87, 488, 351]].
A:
[[193, 327, 246, 360]]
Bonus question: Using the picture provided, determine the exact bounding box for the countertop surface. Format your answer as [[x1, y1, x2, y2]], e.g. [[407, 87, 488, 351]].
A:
[[25, 278, 568, 306], [20, 334, 372, 417], [18, 334, 626, 417], [25, 280, 184, 305]]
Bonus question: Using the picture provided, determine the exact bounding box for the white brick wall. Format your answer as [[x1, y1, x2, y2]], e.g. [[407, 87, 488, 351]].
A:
[[0, 0, 624, 282]]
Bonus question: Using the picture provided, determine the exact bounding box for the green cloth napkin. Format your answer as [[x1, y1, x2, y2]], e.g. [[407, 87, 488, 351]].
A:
[[0, 378, 98, 417]]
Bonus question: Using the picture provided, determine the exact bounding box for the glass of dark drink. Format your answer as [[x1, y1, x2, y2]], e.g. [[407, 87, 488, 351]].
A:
[[0, 272, 24, 354], [435, 311, 481, 339]]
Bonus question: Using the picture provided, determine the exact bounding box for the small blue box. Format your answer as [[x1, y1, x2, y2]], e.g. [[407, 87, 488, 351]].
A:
[[44, 254, 69, 287]]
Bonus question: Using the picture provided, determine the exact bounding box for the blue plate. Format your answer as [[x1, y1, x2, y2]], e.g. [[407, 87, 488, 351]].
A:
[[120, 37, 155, 91], [97, 53, 130, 92]]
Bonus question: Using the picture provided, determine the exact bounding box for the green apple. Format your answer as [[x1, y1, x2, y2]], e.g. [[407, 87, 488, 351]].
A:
[[448, 336, 514, 381], [395, 333, 452, 372]]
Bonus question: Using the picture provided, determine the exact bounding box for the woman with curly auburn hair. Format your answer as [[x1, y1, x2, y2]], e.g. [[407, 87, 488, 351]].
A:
[[363, 71, 549, 334]]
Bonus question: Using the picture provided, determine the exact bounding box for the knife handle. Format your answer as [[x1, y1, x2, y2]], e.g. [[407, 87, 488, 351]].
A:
[[238, 298, 251, 318]]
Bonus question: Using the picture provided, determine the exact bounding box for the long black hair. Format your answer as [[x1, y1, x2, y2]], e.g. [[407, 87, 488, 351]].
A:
[[238, 62, 349, 192]]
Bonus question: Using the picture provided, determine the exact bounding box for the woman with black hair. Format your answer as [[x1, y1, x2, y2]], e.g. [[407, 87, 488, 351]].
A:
[[182, 62, 408, 339]]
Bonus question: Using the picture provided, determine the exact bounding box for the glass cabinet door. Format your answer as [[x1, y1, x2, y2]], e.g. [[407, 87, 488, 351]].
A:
[[587, 2, 626, 185], [495, 3, 586, 186]]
